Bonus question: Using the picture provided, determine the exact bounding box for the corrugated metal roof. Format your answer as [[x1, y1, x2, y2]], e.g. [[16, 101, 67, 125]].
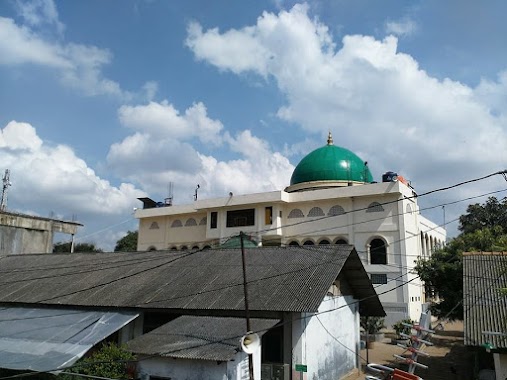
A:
[[126, 315, 279, 361], [463, 252, 507, 348], [0, 246, 383, 316]]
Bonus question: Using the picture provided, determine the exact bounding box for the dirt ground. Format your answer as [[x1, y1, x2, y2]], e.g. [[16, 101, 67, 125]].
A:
[[343, 321, 475, 380]]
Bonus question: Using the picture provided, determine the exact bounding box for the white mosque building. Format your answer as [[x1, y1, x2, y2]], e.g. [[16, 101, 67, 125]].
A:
[[135, 133, 445, 325]]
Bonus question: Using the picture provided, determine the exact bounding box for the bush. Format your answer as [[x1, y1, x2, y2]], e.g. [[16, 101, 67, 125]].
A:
[[392, 319, 414, 338], [60, 342, 136, 379], [360, 316, 385, 334]]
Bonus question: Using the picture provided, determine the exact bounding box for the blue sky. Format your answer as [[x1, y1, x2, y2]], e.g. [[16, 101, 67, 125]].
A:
[[1, 0, 506, 250]]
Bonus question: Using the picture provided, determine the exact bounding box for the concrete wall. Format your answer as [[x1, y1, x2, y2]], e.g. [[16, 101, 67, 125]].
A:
[[291, 295, 359, 380], [494, 353, 507, 380], [0, 212, 80, 255], [0, 225, 52, 255], [136, 349, 261, 380]]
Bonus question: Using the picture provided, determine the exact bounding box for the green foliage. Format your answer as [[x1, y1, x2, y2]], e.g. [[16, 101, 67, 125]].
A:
[[53, 241, 103, 253], [392, 319, 414, 338], [61, 342, 136, 379], [459, 196, 507, 235], [360, 316, 385, 334], [114, 231, 138, 252], [415, 197, 507, 320]]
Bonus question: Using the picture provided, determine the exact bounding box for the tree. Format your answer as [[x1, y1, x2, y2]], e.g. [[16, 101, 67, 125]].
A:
[[415, 197, 507, 320], [360, 316, 385, 334], [61, 342, 136, 380], [458, 196, 507, 235], [114, 231, 138, 252], [53, 241, 103, 253]]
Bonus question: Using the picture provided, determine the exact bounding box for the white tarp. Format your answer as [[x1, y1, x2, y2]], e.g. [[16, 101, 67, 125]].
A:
[[0, 306, 138, 372]]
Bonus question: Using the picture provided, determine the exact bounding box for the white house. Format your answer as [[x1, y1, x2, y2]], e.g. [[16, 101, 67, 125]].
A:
[[135, 134, 445, 325]]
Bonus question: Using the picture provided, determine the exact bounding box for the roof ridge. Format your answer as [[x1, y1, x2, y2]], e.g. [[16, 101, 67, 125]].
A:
[[463, 251, 507, 256]]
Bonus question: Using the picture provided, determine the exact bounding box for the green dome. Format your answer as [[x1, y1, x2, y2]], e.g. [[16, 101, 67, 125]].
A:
[[290, 138, 373, 186]]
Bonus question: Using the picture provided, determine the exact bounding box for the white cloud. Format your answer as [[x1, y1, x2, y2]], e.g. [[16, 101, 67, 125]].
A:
[[186, 21, 272, 77], [185, 4, 507, 196], [109, 100, 293, 201], [0, 17, 69, 67], [15, 0, 64, 35], [385, 18, 417, 37], [0, 121, 42, 151], [0, 9, 133, 99], [475, 70, 507, 117], [197, 130, 293, 197], [118, 101, 224, 145], [0, 121, 146, 217], [60, 43, 130, 99], [143, 81, 158, 101]]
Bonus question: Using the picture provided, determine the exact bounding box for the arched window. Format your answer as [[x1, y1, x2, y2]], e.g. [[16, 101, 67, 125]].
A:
[[307, 207, 324, 217], [149, 222, 159, 230], [288, 209, 304, 219], [303, 240, 315, 246], [171, 220, 183, 228], [199, 217, 207, 225], [185, 218, 197, 227], [319, 239, 330, 245], [203, 245, 212, 250], [148, 246, 157, 251], [170, 246, 178, 251], [366, 202, 384, 213], [180, 245, 188, 251], [288, 241, 300, 246], [328, 205, 345, 216], [370, 238, 387, 264], [335, 238, 348, 245], [192, 246, 199, 250]]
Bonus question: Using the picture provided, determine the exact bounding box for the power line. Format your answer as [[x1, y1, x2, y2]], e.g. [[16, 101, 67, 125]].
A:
[[0, 175, 505, 377], [148, 177, 506, 250]]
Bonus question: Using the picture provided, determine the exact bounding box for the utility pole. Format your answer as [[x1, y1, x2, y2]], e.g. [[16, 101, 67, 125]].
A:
[[240, 231, 254, 380], [1, 169, 11, 212]]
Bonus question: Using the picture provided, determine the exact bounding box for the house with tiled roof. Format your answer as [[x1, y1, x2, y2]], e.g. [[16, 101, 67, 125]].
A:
[[0, 245, 383, 380]]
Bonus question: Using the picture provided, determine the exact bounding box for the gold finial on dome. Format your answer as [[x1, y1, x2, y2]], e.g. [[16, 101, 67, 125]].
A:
[[327, 131, 333, 145]]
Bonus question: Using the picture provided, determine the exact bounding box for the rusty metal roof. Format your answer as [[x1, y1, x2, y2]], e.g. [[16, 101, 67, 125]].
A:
[[0, 246, 383, 316], [463, 252, 507, 349], [126, 315, 279, 361]]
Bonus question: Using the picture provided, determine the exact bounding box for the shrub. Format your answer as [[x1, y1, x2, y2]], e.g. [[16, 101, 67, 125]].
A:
[[392, 319, 414, 338], [60, 342, 136, 379], [360, 316, 385, 334]]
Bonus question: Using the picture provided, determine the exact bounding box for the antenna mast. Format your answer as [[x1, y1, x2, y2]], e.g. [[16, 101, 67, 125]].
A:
[[1, 169, 11, 211], [164, 182, 173, 206]]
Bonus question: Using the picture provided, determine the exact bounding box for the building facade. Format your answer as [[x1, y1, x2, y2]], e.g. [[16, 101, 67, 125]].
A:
[[135, 134, 445, 325]]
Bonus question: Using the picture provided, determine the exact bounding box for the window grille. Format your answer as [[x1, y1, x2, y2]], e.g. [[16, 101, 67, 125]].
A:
[[328, 205, 345, 216], [371, 273, 387, 284], [366, 202, 384, 213], [185, 218, 197, 226], [288, 209, 304, 218], [171, 220, 182, 228], [307, 207, 324, 217]]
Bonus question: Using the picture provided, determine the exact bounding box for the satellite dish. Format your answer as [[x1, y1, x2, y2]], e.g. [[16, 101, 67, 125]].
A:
[[240, 332, 260, 354]]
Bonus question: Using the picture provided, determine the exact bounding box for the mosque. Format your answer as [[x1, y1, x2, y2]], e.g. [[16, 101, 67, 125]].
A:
[[135, 133, 446, 325]]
